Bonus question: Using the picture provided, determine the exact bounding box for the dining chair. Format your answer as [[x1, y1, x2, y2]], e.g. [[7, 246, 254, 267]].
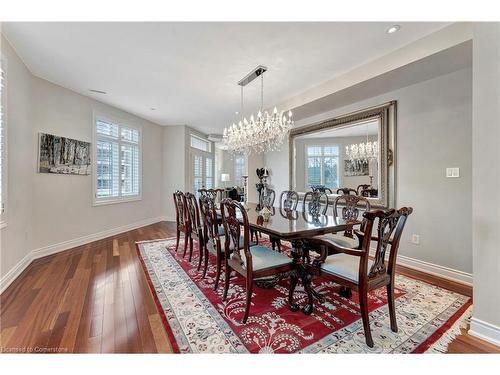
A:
[[356, 184, 371, 195], [311, 194, 371, 260], [360, 188, 378, 198], [303, 190, 329, 215], [252, 188, 277, 244], [199, 188, 224, 204], [184, 192, 205, 269], [198, 195, 225, 290], [310, 207, 413, 347], [310, 185, 333, 194], [220, 198, 294, 323], [173, 190, 189, 255], [279, 190, 299, 210], [336, 187, 358, 195], [269, 190, 300, 252]]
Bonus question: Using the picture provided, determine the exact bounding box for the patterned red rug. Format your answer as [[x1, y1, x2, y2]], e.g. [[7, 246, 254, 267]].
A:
[[136, 237, 471, 353]]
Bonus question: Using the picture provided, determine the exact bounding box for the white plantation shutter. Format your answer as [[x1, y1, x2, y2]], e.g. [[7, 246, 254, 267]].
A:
[[95, 118, 141, 203], [234, 155, 245, 186], [0, 61, 6, 223]]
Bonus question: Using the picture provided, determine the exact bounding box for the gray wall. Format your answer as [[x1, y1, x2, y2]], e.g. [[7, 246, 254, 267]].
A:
[[265, 67, 472, 274], [0, 35, 34, 278], [470, 23, 500, 342]]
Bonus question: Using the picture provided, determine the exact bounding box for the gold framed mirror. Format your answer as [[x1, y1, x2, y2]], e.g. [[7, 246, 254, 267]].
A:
[[289, 101, 396, 208]]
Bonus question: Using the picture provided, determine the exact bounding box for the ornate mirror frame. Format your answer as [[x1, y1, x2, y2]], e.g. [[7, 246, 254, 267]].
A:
[[289, 101, 397, 209]]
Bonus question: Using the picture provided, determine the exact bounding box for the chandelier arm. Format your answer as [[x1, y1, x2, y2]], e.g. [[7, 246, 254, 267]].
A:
[[261, 73, 264, 111]]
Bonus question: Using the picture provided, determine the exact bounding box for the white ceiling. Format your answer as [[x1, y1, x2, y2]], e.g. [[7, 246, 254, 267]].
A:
[[2, 22, 450, 133]]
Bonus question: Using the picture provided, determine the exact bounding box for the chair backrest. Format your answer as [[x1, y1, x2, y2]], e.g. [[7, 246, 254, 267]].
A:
[[199, 188, 224, 204], [303, 190, 329, 215], [279, 190, 299, 210], [185, 192, 202, 233], [361, 207, 413, 279], [333, 195, 371, 237], [173, 190, 186, 227], [356, 184, 371, 195], [220, 198, 252, 270], [259, 188, 276, 208], [311, 185, 333, 194], [336, 187, 358, 195], [332, 195, 371, 222], [199, 194, 220, 245], [360, 188, 378, 198]]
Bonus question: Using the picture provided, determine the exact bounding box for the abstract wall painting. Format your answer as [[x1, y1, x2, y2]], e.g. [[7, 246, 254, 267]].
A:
[[344, 159, 369, 176], [38, 133, 91, 175]]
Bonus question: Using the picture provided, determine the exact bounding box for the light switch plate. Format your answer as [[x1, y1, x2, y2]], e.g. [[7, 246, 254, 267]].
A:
[[411, 234, 420, 245], [446, 167, 460, 178]]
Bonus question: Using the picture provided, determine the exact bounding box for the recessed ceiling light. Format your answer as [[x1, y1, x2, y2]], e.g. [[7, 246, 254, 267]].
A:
[[235, 111, 239, 115], [386, 25, 401, 34], [89, 89, 107, 94]]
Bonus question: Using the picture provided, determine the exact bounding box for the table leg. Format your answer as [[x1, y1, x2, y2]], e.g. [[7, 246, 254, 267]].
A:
[[288, 270, 300, 311], [302, 272, 314, 315]]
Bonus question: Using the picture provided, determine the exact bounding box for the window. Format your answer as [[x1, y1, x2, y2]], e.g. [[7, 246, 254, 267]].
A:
[[234, 155, 245, 186], [0, 59, 6, 226], [94, 117, 141, 205], [306, 145, 339, 189], [190, 134, 211, 152]]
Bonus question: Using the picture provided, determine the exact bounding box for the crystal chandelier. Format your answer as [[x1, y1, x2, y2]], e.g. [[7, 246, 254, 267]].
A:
[[223, 66, 293, 154], [345, 122, 379, 162], [345, 141, 378, 161]]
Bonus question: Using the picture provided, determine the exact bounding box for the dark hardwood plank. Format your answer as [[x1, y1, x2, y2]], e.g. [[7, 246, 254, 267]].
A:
[[0, 221, 495, 353]]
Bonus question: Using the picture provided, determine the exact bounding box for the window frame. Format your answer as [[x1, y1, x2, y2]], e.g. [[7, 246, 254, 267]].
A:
[[0, 56, 7, 229], [190, 133, 212, 153], [305, 144, 340, 190], [92, 112, 143, 206]]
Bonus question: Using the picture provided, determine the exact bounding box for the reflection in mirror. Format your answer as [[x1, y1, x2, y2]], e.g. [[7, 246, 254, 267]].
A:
[[289, 102, 396, 208], [294, 118, 380, 198]]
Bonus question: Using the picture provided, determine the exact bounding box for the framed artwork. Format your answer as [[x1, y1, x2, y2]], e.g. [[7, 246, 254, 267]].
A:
[[38, 133, 91, 175], [344, 159, 369, 177]]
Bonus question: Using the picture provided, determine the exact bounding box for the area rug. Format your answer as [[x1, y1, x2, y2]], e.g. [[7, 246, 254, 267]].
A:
[[136, 237, 472, 354]]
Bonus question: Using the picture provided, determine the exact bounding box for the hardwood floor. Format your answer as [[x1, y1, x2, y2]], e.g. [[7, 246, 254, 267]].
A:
[[0, 221, 497, 353], [0, 222, 176, 353]]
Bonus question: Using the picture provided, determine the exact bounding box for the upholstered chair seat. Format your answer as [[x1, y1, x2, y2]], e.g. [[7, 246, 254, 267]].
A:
[[312, 233, 359, 249], [231, 245, 292, 271], [321, 253, 374, 283]]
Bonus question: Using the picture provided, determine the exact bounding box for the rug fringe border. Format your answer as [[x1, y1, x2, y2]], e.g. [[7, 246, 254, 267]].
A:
[[424, 305, 473, 353]]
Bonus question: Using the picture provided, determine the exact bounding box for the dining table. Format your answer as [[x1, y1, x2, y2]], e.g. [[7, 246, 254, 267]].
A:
[[228, 202, 352, 315]]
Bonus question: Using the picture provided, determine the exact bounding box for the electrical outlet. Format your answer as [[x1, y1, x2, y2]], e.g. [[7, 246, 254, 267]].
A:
[[446, 167, 460, 178], [411, 234, 420, 245]]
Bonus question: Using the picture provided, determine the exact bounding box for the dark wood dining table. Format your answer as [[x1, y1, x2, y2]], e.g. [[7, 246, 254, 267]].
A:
[[230, 202, 352, 315]]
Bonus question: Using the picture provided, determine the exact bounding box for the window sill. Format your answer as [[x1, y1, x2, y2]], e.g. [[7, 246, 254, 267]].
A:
[[92, 196, 142, 207]]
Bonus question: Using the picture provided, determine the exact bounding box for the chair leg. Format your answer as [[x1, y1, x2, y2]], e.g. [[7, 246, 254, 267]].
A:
[[197, 236, 203, 271], [387, 283, 398, 332], [214, 254, 222, 291], [277, 239, 282, 252], [202, 245, 209, 279], [359, 286, 374, 348], [188, 236, 194, 262], [222, 260, 230, 300], [182, 231, 189, 258], [242, 276, 253, 324], [175, 229, 180, 252]]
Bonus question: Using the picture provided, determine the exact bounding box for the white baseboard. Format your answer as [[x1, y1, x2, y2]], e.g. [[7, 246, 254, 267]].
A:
[[0, 216, 168, 294], [369, 249, 473, 286], [0, 253, 32, 294], [469, 317, 500, 347]]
